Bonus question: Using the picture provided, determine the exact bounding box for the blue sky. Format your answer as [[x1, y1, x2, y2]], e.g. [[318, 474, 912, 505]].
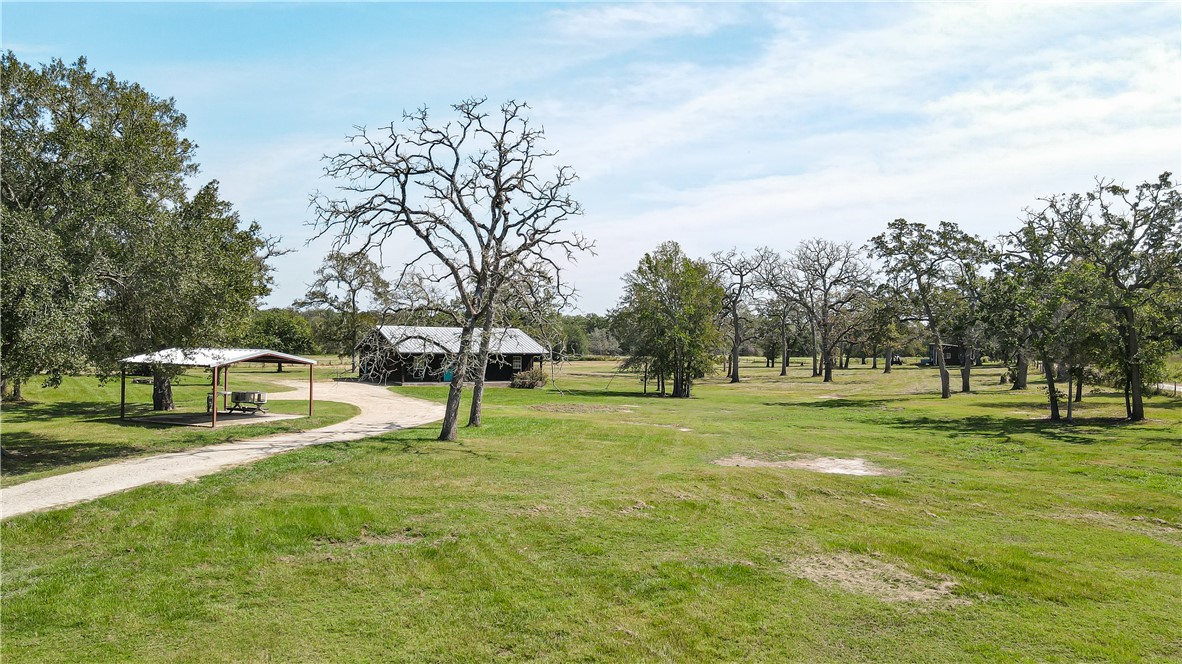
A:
[[5, 2, 1180, 313]]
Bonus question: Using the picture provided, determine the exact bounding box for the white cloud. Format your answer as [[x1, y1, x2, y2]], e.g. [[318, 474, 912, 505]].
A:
[[547, 3, 739, 44]]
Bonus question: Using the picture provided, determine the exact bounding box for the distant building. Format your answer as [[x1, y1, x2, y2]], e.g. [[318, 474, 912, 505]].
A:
[[358, 325, 548, 384], [927, 343, 963, 366]]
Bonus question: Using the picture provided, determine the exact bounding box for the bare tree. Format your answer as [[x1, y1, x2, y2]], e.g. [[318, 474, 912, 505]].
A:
[[712, 247, 771, 383], [780, 239, 871, 382], [295, 249, 391, 372], [312, 98, 590, 441]]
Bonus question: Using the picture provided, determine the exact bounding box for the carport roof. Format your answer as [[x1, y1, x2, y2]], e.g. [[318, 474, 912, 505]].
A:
[[119, 348, 317, 368]]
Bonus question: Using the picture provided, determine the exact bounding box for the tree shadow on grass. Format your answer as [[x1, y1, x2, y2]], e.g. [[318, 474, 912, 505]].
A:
[[553, 389, 667, 400], [1, 399, 122, 424], [363, 429, 492, 459], [880, 413, 1152, 446], [1, 431, 140, 477], [763, 398, 902, 410]]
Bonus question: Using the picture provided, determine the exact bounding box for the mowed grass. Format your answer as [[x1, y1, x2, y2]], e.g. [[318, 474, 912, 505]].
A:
[[2, 360, 1180, 662], [1, 363, 358, 486]]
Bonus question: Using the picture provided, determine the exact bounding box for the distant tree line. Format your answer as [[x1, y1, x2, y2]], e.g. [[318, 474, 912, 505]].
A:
[[607, 174, 1181, 421]]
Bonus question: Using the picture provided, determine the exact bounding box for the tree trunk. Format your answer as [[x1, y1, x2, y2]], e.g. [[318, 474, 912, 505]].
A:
[[439, 324, 475, 441], [730, 312, 741, 384], [152, 369, 175, 411], [1068, 366, 1077, 422], [883, 346, 892, 374], [1056, 361, 1069, 383], [1121, 307, 1144, 421], [822, 344, 834, 382], [809, 322, 819, 377], [276, 362, 284, 373], [1074, 367, 1084, 403], [1011, 352, 1028, 390], [467, 313, 496, 427], [1043, 354, 1060, 421], [922, 296, 951, 398], [960, 346, 971, 393], [779, 325, 789, 376], [11, 377, 22, 401], [933, 339, 950, 399]]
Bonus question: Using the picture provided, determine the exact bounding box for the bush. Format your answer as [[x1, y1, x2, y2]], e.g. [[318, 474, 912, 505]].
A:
[[510, 367, 547, 389]]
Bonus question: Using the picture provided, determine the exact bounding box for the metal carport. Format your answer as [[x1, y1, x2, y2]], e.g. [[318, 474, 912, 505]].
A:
[[118, 348, 317, 428]]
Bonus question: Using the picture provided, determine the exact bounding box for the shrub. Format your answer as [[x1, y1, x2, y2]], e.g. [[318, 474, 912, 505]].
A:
[[510, 367, 547, 389]]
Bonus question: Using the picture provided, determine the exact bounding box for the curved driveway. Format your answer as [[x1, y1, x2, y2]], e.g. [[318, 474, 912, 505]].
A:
[[2, 380, 443, 519]]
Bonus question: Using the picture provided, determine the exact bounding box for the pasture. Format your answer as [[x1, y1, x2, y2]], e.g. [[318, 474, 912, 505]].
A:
[[2, 360, 1180, 662]]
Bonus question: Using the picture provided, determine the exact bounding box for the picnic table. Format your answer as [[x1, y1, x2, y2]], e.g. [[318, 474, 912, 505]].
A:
[[207, 391, 269, 414]]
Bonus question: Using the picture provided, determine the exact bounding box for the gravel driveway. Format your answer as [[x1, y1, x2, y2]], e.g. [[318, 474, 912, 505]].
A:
[[1, 380, 444, 519]]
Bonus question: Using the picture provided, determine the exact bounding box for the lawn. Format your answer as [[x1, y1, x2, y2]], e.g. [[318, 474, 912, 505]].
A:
[[1, 364, 359, 486], [2, 360, 1180, 662]]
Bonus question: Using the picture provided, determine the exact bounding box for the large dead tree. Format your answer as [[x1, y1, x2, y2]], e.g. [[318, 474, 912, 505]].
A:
[[313, 99, 589, 441]]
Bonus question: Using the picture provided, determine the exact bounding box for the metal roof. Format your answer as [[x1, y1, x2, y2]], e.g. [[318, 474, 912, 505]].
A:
[[119, 348, 317, 368], [373, 326, 548, 355]]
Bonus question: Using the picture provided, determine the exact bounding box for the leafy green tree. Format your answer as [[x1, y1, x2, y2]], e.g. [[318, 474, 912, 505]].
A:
[[1, 51, 192, 398], [96, 182, 271, 409], [611, 242, 724, 398], [869, 220, 982, 398], [245, 309, 315, 371], [1, 53, 274, 409], [0, 210, 93, 398], [559, 317, 590, 356], [295, 250, 391, 373], [1051, 174, 1182, 421]]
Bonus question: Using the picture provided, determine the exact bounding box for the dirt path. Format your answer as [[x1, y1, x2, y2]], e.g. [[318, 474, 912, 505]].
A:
[[1, 380, 444, 519]]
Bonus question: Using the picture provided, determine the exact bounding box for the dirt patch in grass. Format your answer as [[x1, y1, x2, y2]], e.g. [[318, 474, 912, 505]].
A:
[[787, 553, 968, 606], [530, 403, 635, 414], [620, 500, 653, 514], [622, 421, 692, 432], [1056, 510, 1182, 544], [315, 528, 424, 548], [713, 454, 900, 476]]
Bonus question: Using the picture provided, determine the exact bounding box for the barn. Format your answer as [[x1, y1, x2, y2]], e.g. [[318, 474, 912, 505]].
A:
[[358, 325, 548, 384], [927, 343, 963, 366]]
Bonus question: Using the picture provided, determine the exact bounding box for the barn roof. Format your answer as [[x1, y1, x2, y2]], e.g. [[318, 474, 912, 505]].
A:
[[120, 348, 317, 368], [373, 326, 548, 355]]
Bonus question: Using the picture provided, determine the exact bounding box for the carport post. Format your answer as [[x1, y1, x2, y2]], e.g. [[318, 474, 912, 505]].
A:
[[119, 366, 126, 419], [223, 363, 229, 410], [211, 367, 218, 429], [308, 363, 314, 417]]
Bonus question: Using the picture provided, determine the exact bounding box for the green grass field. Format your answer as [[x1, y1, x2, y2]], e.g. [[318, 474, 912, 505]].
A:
[[2, 360, 1180, 662]]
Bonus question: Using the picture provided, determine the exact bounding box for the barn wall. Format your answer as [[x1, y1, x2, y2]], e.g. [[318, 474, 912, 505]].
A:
[[360, 350, 541, 384]]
